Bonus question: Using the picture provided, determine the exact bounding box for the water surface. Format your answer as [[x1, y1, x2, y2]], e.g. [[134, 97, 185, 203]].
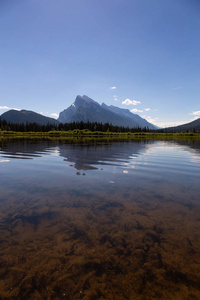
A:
[[0, 138, 200, 299]]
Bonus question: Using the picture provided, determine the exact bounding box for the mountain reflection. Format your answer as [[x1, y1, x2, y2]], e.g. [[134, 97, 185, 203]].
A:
[[59, 141, 147, 170], [0, 138, 200, 170], [0, 139, 148, 169]]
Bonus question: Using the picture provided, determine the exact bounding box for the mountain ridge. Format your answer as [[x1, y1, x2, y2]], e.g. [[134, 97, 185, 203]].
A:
[[58, 95, 156, 129], [1, 95, 199, 132], [1, 109, 60, 126], [164, 118, 200, 132]]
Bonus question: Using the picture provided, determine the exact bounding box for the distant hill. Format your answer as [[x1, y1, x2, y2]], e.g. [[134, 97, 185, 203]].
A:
[[58, 95, 156, 129], [1, 109, 59, 126], [165, 118, 200, 132]]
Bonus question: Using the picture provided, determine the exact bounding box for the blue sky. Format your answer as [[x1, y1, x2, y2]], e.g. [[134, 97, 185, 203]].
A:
[[0, 0, 200, 127]]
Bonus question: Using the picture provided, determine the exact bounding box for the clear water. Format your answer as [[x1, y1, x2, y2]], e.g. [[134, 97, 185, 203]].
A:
[[0, 138, 200, 299]]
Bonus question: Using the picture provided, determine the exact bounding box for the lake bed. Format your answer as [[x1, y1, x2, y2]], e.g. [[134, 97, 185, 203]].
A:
[[0, 138, 200, 299]]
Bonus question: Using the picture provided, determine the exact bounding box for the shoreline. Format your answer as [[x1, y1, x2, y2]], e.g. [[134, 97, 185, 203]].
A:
[[0, 130, 200, 140]]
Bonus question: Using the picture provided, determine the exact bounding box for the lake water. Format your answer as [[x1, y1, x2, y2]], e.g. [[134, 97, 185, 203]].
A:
[[0, 138, 200, 299]]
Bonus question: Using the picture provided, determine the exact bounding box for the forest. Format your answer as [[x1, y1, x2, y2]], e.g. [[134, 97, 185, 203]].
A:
[[0, 118, 151, 133]]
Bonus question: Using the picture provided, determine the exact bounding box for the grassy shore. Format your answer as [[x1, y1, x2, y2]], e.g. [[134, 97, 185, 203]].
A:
[[0, 129, 200, 140]]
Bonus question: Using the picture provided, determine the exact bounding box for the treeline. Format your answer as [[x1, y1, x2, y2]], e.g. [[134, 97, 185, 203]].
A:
[[0, 118, 151, 133]]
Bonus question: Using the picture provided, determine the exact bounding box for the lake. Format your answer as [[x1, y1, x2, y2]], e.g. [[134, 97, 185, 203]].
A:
[[0, 138, 200, 299]]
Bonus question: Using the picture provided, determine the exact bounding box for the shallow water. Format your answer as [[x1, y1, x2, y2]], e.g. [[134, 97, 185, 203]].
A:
[[0, 138, 200, 299]]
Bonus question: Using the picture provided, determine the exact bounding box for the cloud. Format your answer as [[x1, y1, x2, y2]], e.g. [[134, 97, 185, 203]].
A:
[[122, 99, 141, 106], [145, 108, 158, 112], [110, 86, 117, 90], [154, 120, 187, 128], [192, 111, 200, 116], [192, 116, 199, 121], [0, 106, 20, 111], [112, 95, 118, 101], [142, 112, 199, 128], [51, 113, 59, 118], [0, 106, 9, 110], [143, 116, 190, 128], [142, 115, 158, 125], [131, 108, 143, 113]]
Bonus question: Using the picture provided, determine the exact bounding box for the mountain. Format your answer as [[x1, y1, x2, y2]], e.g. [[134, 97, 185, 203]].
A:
[[58, 95, 156, 129], [1, 109, 59, 126], [165, 118, 200, 132]]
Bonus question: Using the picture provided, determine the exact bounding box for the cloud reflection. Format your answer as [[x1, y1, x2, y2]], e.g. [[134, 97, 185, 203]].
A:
[[0, 159, 10, 163]]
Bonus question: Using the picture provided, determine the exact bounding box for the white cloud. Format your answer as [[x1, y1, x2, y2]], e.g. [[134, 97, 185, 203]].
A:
[[112, 95, 118, 101], [142, 112, 199, 128], [122, 99, 141, 106], [0, 106, 9, 110], [143, 116, 189, 128], [142, 115, 158, 125], [192, 116, 199, 121], [192, 111, 200, 116], [0, 106, 20, 111], [110, 86, 117, 90], [131, 108, 143, 113], [145, 108, 150, 111], [154, 121, 187, 128], [51, 113, 59, 118]]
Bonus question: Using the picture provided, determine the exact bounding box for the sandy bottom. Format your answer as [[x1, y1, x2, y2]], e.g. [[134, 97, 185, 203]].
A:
[[0, 185, 200, 300]]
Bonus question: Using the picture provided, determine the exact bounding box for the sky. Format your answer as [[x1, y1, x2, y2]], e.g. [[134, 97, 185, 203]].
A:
[[0, 0, 200, 127]]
